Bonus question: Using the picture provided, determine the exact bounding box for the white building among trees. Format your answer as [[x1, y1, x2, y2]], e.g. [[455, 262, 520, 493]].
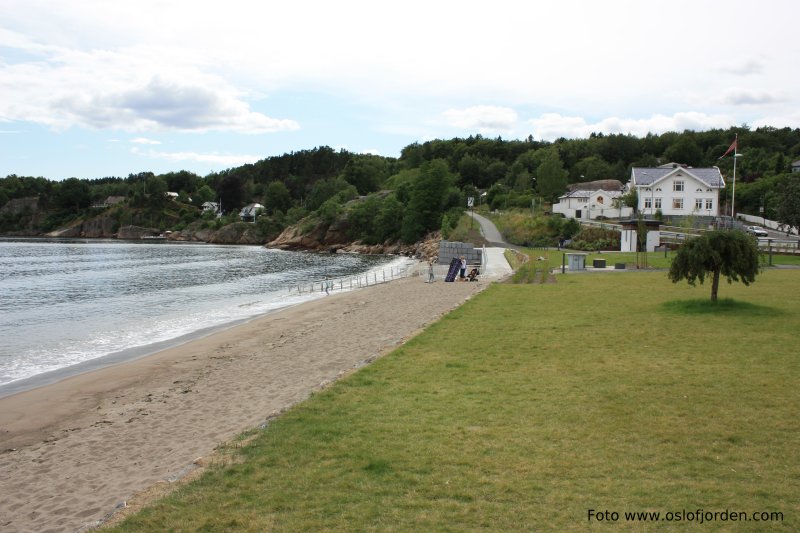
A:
[[630, 164, 725, 218], [552, 179, 632, 220]]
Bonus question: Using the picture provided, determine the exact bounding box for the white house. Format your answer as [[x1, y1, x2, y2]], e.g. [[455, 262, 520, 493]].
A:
[[239, 203, 265, 222], [202, 201, 221, 216], [791, 159, 800, 173], [553, 180, 632, 220], [630, 165, 724, 218]]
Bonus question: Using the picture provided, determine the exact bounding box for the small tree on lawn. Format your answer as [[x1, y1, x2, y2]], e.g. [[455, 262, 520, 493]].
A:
[[668, 230, 760, 302]]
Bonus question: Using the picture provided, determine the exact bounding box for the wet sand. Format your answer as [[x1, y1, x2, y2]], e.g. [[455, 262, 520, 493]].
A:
[[0, 275, 487, 532]]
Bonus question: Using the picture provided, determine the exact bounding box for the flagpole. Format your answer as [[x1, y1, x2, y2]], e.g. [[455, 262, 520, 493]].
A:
[[731, 133, 738, 218]]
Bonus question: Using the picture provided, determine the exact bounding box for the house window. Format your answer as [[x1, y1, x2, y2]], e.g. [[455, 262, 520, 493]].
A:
[[579, 197, 587, 203], [597, 196, 604, 204], [695, 198, 703, 210], [705, 199, 713, 210], [673, 198, 684, 210], [674, 180, 684, 192], [644, 198, 652, 209], [654, 198, 662, 209]]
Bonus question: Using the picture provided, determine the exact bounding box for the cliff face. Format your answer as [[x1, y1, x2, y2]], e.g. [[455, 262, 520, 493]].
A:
[[47, 215, 118, 238], [0, 197, 47, 235]]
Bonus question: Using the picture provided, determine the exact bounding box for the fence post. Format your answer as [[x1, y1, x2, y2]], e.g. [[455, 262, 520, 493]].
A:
[[768, 239, 773, 266]]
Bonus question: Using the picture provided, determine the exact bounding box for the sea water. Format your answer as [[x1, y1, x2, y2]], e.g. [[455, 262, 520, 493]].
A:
[[0, 238, 412, 392]]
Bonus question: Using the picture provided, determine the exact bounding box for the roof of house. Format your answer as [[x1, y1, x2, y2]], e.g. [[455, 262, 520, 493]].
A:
[[567, 179, 624, 192], [559, 189, 623, 200], [792, 160, 800, 166], [239, 203, 264, 215], [631, 167, 724, 188]]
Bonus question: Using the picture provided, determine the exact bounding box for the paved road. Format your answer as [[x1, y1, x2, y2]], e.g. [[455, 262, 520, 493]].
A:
[[468, 211, 520, 249], [465, 212, 515, 279]]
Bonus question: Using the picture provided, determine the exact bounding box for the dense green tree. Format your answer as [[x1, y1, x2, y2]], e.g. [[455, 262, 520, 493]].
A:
[[536, 148, 568, 201], [346, 195, 382, 243], [55, 178, 91, 211], [663, 136, 704, 166], [161, 170, 201, 194], [668, 230, 760, 302], [342, 154, 388, 194], [262, 181, 293, 215], [193, 185, 216, 205], [216, 173, 247, 212], [374, 194, 404, 242], [775, 176, 800, 235], [306, 177, 357, 211], [572, 155, 613, 183], [457, 153, 487, 187], [401, 159, 454, 243]]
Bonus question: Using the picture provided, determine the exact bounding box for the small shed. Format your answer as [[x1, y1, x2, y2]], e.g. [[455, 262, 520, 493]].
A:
[[565, 253, 587, 271]]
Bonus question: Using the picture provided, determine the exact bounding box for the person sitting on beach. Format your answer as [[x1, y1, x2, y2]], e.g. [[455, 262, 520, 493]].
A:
[[467, 268, 479, 282]]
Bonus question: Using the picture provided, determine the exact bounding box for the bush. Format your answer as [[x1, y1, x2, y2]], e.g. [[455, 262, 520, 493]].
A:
[[569, 227, 620, 251]]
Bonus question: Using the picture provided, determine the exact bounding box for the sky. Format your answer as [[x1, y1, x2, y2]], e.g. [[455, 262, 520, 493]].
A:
[[1, 0, 798, 181]]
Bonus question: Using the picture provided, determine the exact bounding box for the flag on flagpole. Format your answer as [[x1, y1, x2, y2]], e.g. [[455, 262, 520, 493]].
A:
[[718, 135, 738, 159]]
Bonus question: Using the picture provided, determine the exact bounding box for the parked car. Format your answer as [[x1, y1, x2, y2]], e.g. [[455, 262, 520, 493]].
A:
[[746, 226, 769, 237]]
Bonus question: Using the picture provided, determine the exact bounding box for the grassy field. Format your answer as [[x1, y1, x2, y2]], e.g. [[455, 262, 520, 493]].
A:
[[109, 270, 799, 532]]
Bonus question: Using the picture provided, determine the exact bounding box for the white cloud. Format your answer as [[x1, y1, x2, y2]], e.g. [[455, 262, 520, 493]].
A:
[[442, 106, 518, 134], [717, 56, 765, 76], [0, 30, 299, 134], [130, 137, 161, 145], [130, 147, 261, 167], [753, 111, 800, 130], [361, 148, 381, 156], [528, 112, 737, 141]]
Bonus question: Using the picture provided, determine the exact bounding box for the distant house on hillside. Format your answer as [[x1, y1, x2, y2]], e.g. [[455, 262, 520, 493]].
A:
[[552, 179, 632, 220], [792, 159, 800, 172], [202, 201, 221, 217], [630, 164, 724, 218], [239, 203, 265, 222]]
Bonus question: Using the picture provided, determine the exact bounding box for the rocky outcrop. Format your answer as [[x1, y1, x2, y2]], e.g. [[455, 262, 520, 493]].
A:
[[0, 196, 41, 216], [167, 221, 215, 242], [268, 220, 331, 251], [0, 196, 46, 234], [209, 223, 266, 245], [117, 225, 162, 239], [79, 215, 116, 238], [268, 215, 440, 259], [45, 213, 116, 238]]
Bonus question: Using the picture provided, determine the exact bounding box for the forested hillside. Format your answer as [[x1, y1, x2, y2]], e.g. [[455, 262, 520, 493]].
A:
[[2, 126, 799, 244]]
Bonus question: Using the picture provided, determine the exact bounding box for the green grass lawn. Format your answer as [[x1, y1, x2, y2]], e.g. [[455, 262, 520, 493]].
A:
[[109, 270, 799, 532]]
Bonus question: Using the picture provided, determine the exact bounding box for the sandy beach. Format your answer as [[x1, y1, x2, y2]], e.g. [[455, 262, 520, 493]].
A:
[[0, 275, 488, 533]]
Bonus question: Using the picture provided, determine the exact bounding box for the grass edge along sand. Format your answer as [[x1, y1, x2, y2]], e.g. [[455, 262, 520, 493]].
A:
[[108, 270, 799, 532]]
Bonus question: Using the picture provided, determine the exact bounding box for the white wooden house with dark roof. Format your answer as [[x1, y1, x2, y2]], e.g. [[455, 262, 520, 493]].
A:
[[553, 179, 633, 220], [239, 203, 265, 222], [630, 165, 725, 217]]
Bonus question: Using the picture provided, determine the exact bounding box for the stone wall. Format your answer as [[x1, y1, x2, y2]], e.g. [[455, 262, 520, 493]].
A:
[[437, 240, 481, 265]]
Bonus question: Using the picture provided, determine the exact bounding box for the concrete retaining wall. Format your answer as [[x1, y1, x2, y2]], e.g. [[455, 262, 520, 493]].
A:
[[438, 240, 482, 265]]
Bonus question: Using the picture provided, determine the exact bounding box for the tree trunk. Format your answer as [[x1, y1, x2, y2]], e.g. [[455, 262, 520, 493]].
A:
[[710, 269, 720, 302]]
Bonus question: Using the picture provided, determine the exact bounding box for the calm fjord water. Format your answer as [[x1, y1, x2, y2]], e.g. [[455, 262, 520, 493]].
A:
[[0, 239, 408, 390]]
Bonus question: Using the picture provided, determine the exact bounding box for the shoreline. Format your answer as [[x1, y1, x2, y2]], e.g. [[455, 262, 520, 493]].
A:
[[0, 291, 330, 400], [0, 275, 487, 533]]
